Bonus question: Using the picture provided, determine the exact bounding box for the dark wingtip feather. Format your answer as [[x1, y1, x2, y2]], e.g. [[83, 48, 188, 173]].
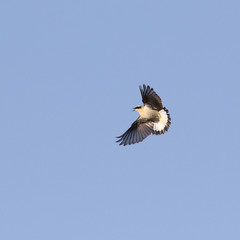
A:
[[139, 84, 163, 111]]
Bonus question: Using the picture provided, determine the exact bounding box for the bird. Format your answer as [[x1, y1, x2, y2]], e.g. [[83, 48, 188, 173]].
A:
[[116, 84, 171, 146]]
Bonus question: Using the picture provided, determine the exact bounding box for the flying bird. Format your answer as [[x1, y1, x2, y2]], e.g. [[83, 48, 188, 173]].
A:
[[116, 84, 171, 146]]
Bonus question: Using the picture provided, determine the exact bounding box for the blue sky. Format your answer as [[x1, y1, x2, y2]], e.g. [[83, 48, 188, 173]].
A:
[[0, 0, 240, 239]]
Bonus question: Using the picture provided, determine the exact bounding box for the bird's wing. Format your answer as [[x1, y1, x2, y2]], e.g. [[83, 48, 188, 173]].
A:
[[116, 118, 154, 146], [139, 84, 163, 111]]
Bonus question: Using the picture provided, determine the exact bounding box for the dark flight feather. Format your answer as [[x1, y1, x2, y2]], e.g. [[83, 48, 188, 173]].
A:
[[139, 84, 163, 111], [116, 118, 154, 146]]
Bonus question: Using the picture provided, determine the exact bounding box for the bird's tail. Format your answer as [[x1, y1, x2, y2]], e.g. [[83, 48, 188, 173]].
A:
[[153, 107, 171, 135]]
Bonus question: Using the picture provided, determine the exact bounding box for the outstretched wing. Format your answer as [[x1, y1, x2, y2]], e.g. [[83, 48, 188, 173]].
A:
[[139, 84, 163, 111], [116, 118, 154, 146]]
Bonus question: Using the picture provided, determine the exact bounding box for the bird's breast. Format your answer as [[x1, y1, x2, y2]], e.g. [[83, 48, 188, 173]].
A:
[[140, 106, 159, 120]]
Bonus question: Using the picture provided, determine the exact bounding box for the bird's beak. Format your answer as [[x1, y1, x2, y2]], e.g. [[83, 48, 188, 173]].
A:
[[132, 108, 136, 111]]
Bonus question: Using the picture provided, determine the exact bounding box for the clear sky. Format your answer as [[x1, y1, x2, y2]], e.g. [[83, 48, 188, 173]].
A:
[[0, 1, 240, 239]]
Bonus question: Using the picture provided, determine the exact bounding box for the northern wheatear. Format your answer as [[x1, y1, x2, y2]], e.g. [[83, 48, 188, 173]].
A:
[[116, 84, 171, 146]]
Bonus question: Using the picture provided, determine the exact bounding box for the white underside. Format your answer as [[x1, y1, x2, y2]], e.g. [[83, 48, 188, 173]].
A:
[[153, 109, 168, 131]]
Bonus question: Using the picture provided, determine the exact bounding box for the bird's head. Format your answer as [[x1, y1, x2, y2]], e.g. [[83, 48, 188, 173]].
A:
[[133, 105, 143, 114]]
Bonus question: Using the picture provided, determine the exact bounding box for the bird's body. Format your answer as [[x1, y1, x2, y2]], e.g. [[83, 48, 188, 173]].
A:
[[135, 105, 159, 119], [116, 84, 171, 146]]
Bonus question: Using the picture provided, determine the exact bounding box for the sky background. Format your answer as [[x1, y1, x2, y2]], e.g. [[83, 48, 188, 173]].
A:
[[0, 0, 240, 239]]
